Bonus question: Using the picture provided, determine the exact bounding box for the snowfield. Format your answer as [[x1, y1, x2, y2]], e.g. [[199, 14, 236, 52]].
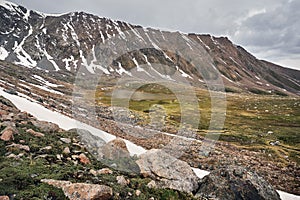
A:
[[0, 88, 146, 156], [0, 88, 299, 200]]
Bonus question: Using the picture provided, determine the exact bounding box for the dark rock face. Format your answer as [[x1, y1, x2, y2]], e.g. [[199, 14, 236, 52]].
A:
[[195, 166, 281, 200]]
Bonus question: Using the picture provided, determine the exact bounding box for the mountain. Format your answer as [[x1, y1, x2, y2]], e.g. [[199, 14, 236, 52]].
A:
[[0, 0, 299, 95]]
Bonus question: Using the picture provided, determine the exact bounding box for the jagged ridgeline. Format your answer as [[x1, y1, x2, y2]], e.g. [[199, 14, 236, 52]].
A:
[[0, 1, 299, 95]]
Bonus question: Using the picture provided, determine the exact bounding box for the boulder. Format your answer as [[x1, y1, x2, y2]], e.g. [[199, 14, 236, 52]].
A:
[[32, 120, 59, 133], [90, 168, 113, 176], [69, 128, 106, 157], [100, 138, 130, 160], [26, 129, 45, 137], [136, 149, 199, 193], [6, 143, 30, 152], [62, 147, 71, 155], [195, 166, 281, 200], [41, 179, 113, 200], [0, 126, 18, 141], [60, 138, 71, 144], [78, 153, 91, 165], [0, 196, 9, 200], [116, 175, 130, 186]]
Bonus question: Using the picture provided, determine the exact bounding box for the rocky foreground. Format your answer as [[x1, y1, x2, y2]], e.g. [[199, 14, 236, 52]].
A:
[[0, 95, 286, 199]]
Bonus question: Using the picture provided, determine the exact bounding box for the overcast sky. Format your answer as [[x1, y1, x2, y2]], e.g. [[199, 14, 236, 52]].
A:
[[9, 0, 300, 70]]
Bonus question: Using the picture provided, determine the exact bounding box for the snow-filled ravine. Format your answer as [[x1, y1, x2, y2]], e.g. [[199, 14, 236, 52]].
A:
[[0, 88, 299, 200]]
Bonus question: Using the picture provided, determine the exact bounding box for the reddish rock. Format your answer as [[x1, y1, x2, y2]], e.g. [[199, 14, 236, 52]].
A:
[[26, 129, 45, 137], [78, 153, 91, 165], [0, 126, 18, 141], [41, 179, 113, 200], [0, 196, 9, 200], [0, 110, 8, 116]]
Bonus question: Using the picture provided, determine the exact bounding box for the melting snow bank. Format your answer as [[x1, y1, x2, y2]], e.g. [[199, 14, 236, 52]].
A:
[[278, 191, 300, 200], [191, 168, 210, 179], [0, 88, 146, 156], [0, 88, 299, 200]]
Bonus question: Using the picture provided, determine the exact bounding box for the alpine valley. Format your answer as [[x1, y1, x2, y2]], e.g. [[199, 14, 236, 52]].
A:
[[0, 1, 299, 200]]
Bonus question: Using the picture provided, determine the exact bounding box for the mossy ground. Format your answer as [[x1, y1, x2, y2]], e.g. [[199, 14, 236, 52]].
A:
[[0, 121, 196, 200]]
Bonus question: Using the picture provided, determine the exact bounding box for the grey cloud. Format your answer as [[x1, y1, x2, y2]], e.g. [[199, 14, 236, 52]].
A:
[[232, 0, 300, 67]]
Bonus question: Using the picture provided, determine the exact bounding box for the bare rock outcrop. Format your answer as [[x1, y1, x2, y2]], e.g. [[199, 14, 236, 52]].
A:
[[136, 149, 199, 193], [41, 179, 113, 200], [195, 166, 281, 200]]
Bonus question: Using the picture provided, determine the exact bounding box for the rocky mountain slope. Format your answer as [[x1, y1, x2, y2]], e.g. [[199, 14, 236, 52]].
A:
[[0, 90, 285, 200], [0, 0, 299, 96]]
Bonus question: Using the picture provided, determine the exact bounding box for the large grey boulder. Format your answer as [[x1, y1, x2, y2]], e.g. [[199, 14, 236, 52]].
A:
[[195, 166, 281, 200], [99, 138, 130, 160], [136, 149, 199, 193], [69, 128, 106, 158], [32, 120, 60, 133]]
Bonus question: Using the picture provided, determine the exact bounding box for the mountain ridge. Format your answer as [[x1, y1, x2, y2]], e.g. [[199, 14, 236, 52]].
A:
[[0, 0, 299, 95]]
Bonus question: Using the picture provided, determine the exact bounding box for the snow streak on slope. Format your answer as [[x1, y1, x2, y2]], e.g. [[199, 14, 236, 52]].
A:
[[0, 88, 146, 156], [0, 47, 9, 60]]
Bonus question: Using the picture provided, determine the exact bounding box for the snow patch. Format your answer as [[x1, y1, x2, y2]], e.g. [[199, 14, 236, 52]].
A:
[[0, 46, 9, 60], [13, 25, 37, 67], [116, 62, 132, 76], [62, 56, 75, 71], [29, 83, 63, 95], [278, 190, 300, 200], [23, 9, 30, 21], [43, 49, 60, 71], [192, 168, 210, 179], [0, 88, 146, 156], [32, 74, 61, 87]]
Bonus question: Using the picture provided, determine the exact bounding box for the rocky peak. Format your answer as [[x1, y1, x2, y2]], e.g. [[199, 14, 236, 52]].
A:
[[1, 1, 299, 95]]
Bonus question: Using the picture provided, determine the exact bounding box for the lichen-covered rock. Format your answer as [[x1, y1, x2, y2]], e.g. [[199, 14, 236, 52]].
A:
[[6, 143, 30, 152], [26, 128, 45, 137], [116, 175, 130, 186], [100, 138, 130, 160], [31, 120, 60, 133], [0, 126, 18, 141], [41, 179, 113, 200], [195, 166, 281, 200], [136, 149, 199, 193], [69, 128, 106, 157]]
